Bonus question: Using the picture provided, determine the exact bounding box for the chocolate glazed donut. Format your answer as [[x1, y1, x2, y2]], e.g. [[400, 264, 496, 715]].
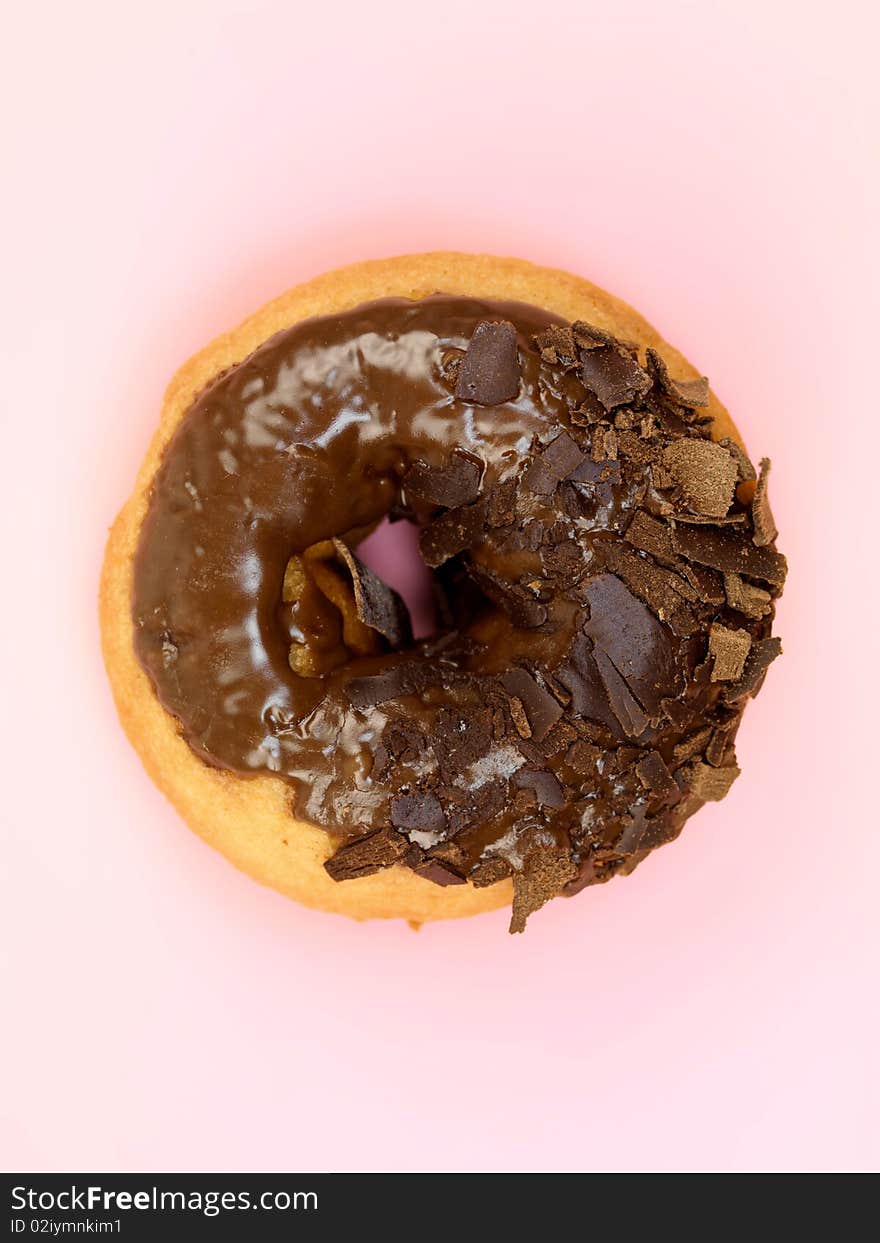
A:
[[101, 253, 786, 931]]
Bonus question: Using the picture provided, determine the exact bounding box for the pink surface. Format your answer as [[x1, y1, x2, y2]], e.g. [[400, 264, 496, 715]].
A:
[[2, 0, 877, 1173]]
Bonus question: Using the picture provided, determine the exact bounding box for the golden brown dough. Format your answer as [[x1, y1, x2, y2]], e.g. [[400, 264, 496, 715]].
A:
[[100, 252, 741, 923]]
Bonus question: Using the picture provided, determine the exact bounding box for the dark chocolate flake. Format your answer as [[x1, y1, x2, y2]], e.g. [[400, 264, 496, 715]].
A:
[[646, 347, 710, 408], [419, 500, 486, 568], [466, 562, 548, 628], [402, 449, 483, 509], [533, 324, 578, 367], [514, 769, 566, 808], [510, 843, 578, 934], [390, 792, 447, 836], [522, 430, 586, 494], [672, 522, 787, 587], [455, 320, 520, 406], [582, 572, 678, 732], [751, 457, 778, 547], [600, 541, 697, 636], [686, 762, 741, 801], [663, 440, 738, 517], [414, 859, 466, 887], [500, 668, 564, 742], [722, 637, 782, 702], [580, 344, 651, 411], [636, 750, 679, 800], [708, 622, 752, 682], [333, 540, 412, 646], [324, 827, 408, 881]]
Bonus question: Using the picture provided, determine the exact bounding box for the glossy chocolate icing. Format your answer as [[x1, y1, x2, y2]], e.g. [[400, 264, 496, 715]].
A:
[[132, 295, 783, 927]]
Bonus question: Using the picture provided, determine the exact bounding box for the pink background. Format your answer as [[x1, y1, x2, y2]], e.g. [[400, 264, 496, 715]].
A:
[[2, 0, 877, 1173]]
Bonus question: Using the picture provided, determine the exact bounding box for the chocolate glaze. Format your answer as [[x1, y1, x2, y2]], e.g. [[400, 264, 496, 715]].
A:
[[132, 295, 784, 928]]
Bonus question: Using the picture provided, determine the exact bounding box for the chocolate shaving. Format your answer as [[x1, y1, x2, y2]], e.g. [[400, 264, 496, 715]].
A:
[[470, 857, 513, 888], [673, 726, 713, 762], [522, 430, 586, 494], [572, 321, 616, 349], [344, 662, 425, 709], [723, 571, 772, 619], [625, 510, 676, 563], [466, 562, 548, 628], [419, 500, 486, 568], [390, 792, 447, 835], [500, 668, 564, 741], [708, 623, 752, 682], [636, 750, 679, 800], [333, 540, 411, 646], [646, 347, 710, 408], [324, 827, 408, 881], [718, 437, 757, 482], [616, 430, 657, 465], [557, 637, 622, 736], [582, 573, 677, 731], [580, 345, 651, 411], [431, 705, 493, 779], [672, 511, 746, 525], [534, 324, 578, 367], [680, 561, 726, 605], [514, 769, 566, 808], [600, 541, 696, 636], [486, 479, 517, 526], [455, 320, 520, 406], [662, 440, 738, 517], [705, 728, 734, 768], [751, 458, 778, 547], [414, 858, 466, 886], [403, 449, 482, 509], [591, 424, 618, 462], [722, 637, 782, 702], [510, 842, 578, 933], [686, 761, 741, 801], [565, 739, 601, 773], [672, 522, 787, 587]]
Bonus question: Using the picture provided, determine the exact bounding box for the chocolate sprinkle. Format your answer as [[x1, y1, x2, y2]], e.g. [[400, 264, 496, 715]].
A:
[[455, 320, 521, 406]]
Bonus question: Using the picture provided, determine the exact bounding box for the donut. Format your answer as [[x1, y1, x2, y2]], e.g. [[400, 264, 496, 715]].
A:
[[100, 252, 786, 932]]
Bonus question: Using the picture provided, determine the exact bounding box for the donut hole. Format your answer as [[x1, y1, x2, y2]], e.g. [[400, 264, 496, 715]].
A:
[[353, 516, 439, 640]]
